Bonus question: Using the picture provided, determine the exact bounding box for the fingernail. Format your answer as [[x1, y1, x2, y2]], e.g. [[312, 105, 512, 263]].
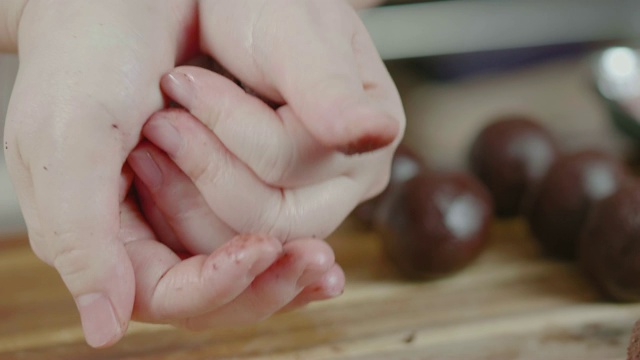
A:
[[164, 72, 195, 109], [129, 150, 163, 190], [75, 293, 122, 348], [146, 119, 183, 157]]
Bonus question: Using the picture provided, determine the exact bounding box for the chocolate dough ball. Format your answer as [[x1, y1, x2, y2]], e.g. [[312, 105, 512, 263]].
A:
[[376, 171, 493, 279], [527, 150, 629, 259], [354, 144, 427, 226], [469, 116, 560, 217], [579, 181, 640, 302]]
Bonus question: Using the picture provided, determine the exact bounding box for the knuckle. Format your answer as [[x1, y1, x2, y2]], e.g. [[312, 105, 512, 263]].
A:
[[268, 192, 295, 241], [51, 232, 93, 283], [252, 108, 299, 186], [188, 157, 220, 188]]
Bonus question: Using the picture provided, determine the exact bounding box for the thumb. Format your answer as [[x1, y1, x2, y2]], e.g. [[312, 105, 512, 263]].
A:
[[280, 63, 399, 155], [37, 150, 133, 348], [268, 27, 399, 155], [36, 142, 134, 348], [265, 3, 399, 154], [198, 0, 399, 154], [5, 102, 135, 349]]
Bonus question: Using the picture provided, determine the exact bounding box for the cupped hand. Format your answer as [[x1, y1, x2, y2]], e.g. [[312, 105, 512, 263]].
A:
[[120, 190, 344, 331]]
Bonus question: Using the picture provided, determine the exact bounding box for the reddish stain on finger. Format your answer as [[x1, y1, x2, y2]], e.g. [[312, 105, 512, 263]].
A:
[[339, 132, 394, 155]]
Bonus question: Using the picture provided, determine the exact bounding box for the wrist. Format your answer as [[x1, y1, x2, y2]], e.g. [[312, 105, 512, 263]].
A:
[[0, 0, 28, 53]]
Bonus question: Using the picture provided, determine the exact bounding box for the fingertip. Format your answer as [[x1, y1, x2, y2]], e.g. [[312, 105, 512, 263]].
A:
[[285, 238, 336, 288], [318, 264, 346, 298], [287, 69, 400, 154], [278, 264, 346, 314], [75, 292, 126, 348], [311, 102, 399, 155], [335, 107, 399, 155], [127, 146, 163, 191], [299, 264, 346, 302], [161, 66, 240, 112], [63, 245, 134, 348], [51, 238, 134, 349], [160, 70, 196, 110]]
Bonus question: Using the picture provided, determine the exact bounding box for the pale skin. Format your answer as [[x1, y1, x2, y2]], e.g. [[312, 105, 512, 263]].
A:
[[1, 0, 402, 349]]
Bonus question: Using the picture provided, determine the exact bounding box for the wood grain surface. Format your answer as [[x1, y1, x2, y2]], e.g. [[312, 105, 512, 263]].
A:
[[1, 217, 639, 360]]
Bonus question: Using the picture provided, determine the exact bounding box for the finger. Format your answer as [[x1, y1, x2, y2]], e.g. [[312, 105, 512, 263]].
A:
[[125, 230, 283, 322], [198, 0, 399, 154], [128, 140, 236, 254], [20, 139, 133, 348], [142, 109, 363, 240], [278, 59, 399, 156], [351, 18, 406, 134], [133, 177, 185, 254], [160, 66, 350, 187], [272, 11, 400, 155], [166, 61, 396, 195], [4, 95, 138, 349], [178, 238, 335, 330], [277, 263, 346, 313], [345, 21, 406, 198]]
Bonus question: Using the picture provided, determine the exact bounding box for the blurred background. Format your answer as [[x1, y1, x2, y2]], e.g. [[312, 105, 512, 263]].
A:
[[1, 0, 639, 236], [0, 54, 20, 235]]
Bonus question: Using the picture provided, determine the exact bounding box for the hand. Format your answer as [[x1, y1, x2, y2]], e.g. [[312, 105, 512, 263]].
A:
[[120, 190, 345, 331], [196, 0, 404, 155], [3, 0, 402, 349], [129, 62, 401, 251], [3, 0, 199, 347], [127, 0, 405, 250]]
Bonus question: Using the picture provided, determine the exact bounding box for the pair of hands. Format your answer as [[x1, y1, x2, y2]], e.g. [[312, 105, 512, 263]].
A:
[[3, 0, 404, 348]]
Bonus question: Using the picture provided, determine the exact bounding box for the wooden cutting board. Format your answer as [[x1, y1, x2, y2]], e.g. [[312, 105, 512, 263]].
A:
[[1, 218, 638, 360]]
